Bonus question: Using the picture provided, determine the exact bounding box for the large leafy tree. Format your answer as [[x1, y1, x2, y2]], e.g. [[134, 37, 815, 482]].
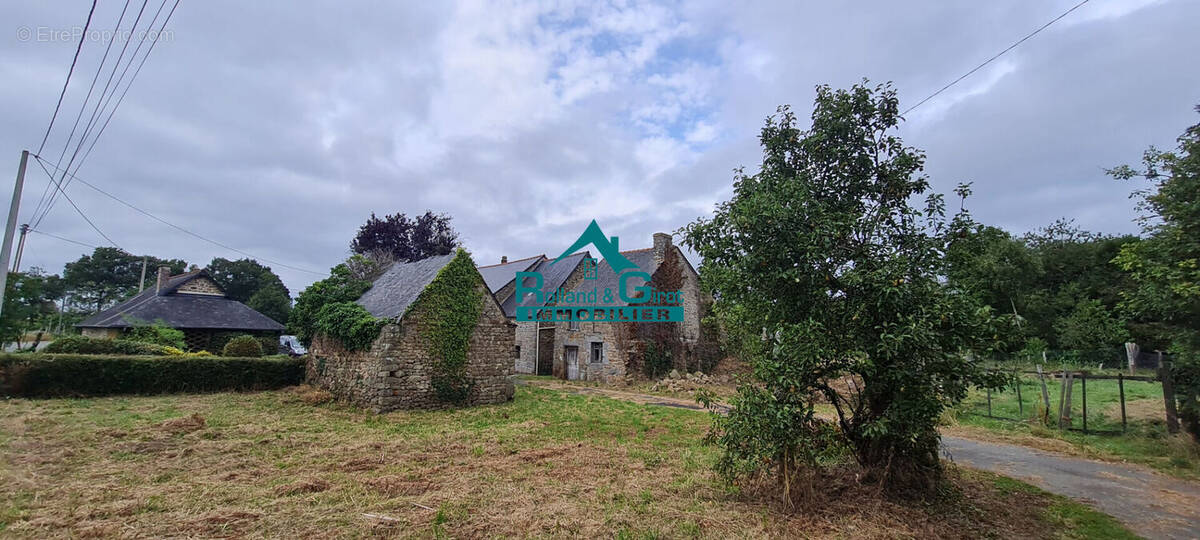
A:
[[350, 211, 457, 263], [63, 248, 186, 312], [683, 82, 1009, 496], [205, 258, 292, 324], [1110, 106, 1200, 439], [288, 263, 372, 346], [0, 268, 64, 346]]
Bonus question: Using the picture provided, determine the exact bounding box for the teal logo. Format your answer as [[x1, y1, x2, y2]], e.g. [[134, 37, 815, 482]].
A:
[[514, 220, 683, 323]]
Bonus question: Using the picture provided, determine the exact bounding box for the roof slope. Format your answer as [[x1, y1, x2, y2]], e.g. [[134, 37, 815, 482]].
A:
[[77, 271, 285, 331], [504, 251, 590, 317], [557, 248, 659, 307], [355, 253, 456, 319], [477, 254, 543, 293]]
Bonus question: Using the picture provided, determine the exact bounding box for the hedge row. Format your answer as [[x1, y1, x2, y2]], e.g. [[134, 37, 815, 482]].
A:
[[0, 354, 304, 397]]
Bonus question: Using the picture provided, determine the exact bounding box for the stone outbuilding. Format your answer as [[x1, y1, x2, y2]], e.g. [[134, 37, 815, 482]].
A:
[[307, 250, 515, 412], [481, 232, 702, 383], [76, 266, 285, 352]]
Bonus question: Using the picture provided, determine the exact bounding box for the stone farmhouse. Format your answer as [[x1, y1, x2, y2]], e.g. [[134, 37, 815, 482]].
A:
[[479, 232, 702, 383], [76, 266, 285, 352], [307, 251, 514, 412]]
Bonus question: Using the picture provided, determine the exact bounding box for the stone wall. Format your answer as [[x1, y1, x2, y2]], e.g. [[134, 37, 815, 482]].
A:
[[81, 327, 120, 339], [307, 280, 515, 412], [176, 276, 225, 296], [514, 320, 538, 374]]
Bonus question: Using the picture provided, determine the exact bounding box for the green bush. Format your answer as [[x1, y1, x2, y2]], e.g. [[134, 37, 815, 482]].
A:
[[643, 342, 673, 379], [43, 335, 171, 356], [222, 335, 264, 357], [125, 323, 187, 349], [313, 302, 382, 351], [0, 353, 304, 397]]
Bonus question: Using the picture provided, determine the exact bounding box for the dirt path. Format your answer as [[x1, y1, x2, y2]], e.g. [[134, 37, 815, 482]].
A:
[[526, 379, 1200, 540]]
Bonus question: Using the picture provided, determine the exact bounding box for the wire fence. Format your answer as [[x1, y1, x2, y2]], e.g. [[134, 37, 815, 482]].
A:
[[961, 366, 1169, 436]]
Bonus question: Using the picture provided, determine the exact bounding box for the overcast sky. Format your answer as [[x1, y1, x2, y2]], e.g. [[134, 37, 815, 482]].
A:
[[2, 0, 1198, 295]]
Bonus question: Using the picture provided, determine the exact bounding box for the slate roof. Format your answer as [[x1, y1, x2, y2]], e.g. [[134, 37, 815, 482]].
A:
[[77, 270, 286, 331], [355, 253, 456, 319], [477, 254, 543, 293], [504, 251, 591, 317], [556, 248, 659, 307]]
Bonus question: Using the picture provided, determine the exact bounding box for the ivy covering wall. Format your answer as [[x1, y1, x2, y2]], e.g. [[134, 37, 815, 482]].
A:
[[408, 248, 483, 403]]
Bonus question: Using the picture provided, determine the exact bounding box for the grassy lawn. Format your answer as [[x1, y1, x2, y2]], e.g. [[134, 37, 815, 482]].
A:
[[952, 373, 1200, 480], [1, 386, 1135, 538]]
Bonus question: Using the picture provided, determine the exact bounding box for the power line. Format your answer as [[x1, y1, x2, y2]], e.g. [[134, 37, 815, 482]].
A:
[[903, 0, 1091, 116], [30, 0, 132, 225], [31, 155, 325, 276], [32, 155, 124, 250], [75, 0, 182, 173], [28, 228, 98, 250], [36, 0, 181, 230], [36, 0, 98, 155]]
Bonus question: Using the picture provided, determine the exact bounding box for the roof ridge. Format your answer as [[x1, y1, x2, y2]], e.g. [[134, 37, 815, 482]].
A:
[[476, 253, 545, 269], [619, 247, 653, 254]]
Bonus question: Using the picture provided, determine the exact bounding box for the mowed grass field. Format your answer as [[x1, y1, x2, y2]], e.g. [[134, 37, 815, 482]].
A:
[[1, 385, 1135, 538], [954, 373, 1200, 480]]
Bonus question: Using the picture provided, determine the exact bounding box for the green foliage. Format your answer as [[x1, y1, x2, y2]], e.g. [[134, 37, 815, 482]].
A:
[[682, 82, 1011, 495], [63, 248, 186, 312], [0, 268, 66, 347], [642, 342, 673, 379], [313, 302, 383, 352], [412, 249, 482, 404], [0, 353, 302, 397], [222, 335, 264, 357], [1110, 106, 1200, 441], [206, 258, 292, 324], [124, 321, 187, 349], [1053, 299, 1128, 351], [43, 335, 172, 356], [289, 263, 373, 347]]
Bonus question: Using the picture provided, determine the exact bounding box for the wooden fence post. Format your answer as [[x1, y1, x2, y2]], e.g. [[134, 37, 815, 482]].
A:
[[1037, 365, 1051, 424], [1160, 360, 1180, 434], [1015, 369, 1024, 418], [1118, 372, 1127, 433], [1081, 372, 1088, 435], [1059, 371, 1075, 430]]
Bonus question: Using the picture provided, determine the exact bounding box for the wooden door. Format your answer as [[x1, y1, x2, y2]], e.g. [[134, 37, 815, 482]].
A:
[[564, 346, 579, 380]]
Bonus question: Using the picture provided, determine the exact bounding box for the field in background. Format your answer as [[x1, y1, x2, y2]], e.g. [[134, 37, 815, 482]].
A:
[[0, 386, 1134, 538], [952, 372, 1199, 480]]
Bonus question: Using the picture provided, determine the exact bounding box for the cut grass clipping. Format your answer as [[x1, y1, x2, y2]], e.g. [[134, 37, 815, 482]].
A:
[[0, 385, 1135, 538]]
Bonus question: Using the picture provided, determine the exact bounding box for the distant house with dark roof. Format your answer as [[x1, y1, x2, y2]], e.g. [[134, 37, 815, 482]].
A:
[[481, 232, 702, 382], [306, 250, 514, 411], [76, 266, 285, 351]]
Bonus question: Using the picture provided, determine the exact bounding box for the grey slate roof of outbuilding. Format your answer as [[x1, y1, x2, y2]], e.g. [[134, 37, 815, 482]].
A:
[[76, 270, 286, 331], [477, 254, 543, 293], [355, 253, 456, 319], [503, 251, 591, 317]]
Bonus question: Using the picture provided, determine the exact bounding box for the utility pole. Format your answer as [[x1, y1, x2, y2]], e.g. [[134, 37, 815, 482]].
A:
[[0, 150, 29, 319], [138, 256, 147, 291], [12, 223, 29, 273]]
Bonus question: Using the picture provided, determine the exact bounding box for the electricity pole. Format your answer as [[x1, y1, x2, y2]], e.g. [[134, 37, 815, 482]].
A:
[[12, 223, 29, 273], [0, 150, 29, 319]]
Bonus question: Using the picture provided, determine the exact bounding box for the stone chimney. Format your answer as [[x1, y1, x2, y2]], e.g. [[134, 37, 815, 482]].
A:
[[652, 232, 672, 264], [155, 266, 171, 293], [501, 255, 508, 264]]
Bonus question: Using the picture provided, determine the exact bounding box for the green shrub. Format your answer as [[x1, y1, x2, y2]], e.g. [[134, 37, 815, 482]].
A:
[[0, 353, 304, 397], [412, 249, 481, 404], [222, 335, 264, 357], [125, 323, 187, 349], [43, 335, 171, 356], [313, 302, 383, 351], [643, 342, 673, 379]]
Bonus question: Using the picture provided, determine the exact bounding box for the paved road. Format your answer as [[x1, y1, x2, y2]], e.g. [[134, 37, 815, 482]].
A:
[[942, 436, 1200, 540], [527, 380, 1200, 540]]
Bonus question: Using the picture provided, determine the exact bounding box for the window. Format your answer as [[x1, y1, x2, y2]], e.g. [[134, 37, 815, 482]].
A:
[[590, 342, 604, 364], [515, 345, 521, 359]]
